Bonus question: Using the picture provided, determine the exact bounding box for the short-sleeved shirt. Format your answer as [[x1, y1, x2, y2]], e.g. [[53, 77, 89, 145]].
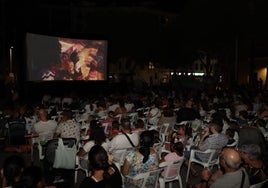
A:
[[210, 169, 250, 188], [198, 133, 228, 162], [125, 150, 159, 177], [56, 119, 80, 142]]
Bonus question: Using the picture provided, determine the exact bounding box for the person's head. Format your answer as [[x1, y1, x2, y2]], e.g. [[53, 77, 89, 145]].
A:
[[2, 155, 26, 187], [37, 108, 48, 121], [89, 123, 106, 145], [135, 119, 145, 129], [61, 110, 73, 121], [90, 119, 102, 130], [111, 120, 120, 131], [13, 166, 43, 188], [107, 111, 115, 118], [139, 130, 155, 163], [88, 145, 111, 180], [226, 128, 235, 139], [88, 145, 109, 170], [239, 144, 262, 161], [173, 122, 192, 137], [170, 141, 184, 156], [219, 147, 241, 172], [185, 99, 193, 108], [120, 118, 131, 132], [209, 122, 222, 134]]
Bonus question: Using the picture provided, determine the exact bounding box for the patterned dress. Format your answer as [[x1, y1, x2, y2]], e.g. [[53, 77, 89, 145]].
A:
[[125, 150, 159, 188]]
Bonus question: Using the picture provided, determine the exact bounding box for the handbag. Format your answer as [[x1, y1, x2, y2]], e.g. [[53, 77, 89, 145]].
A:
[[53, 138, 77, 169]]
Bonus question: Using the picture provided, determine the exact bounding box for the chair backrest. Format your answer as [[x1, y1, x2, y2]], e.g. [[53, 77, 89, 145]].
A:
[[124, 168, 162, 188], [159, 123, 171, 143], [128, 112, 138, 128], [45, 138, 77, 165], [250, 178, 268, 188], [159, 159, 184, 181], [190, 149, 217, 166], [153, 142, 164, 158], [8, 122, 26, 145], [186, 149, 218, 183]]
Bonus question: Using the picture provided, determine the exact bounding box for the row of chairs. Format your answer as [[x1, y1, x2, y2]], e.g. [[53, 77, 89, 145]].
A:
[[123, 159, 184, 188], [37, 137, 268, 188], [38, 137, 184, 188]]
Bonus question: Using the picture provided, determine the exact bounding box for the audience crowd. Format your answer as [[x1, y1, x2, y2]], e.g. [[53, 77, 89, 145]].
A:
[[0, 85, 268, 187]]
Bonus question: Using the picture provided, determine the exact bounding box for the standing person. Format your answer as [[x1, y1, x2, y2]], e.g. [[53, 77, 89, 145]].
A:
[[53, 110, 80, 142], [198, 147, 250, 188], [79, 145, 122, 188]]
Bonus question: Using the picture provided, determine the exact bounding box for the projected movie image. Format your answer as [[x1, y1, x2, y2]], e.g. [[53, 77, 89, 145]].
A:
[[26, 33, 107, 81]]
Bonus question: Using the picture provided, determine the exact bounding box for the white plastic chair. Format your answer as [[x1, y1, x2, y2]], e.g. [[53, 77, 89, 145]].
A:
[[159, 159, 184, 188], [128, 112, 138, 128], [186, 149, 218, 183], [250, 178, 268, 188], [74, 156, 89, 184], [124, 168, 162, 188], [159, 123, 171, 143]]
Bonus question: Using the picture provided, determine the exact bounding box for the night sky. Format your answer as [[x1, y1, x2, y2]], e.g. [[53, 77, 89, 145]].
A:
[[1, 0, 268, 67]]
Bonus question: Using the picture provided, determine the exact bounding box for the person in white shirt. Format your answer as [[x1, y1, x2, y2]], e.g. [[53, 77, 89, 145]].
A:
[[33, 108, 57, 144], [147, 102, 161, 126], [109, 118, 139, 163]]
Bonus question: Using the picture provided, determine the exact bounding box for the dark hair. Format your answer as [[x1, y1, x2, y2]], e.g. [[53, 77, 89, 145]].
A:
[[226, 128, 235, 138], [13, 166, 43, 188], [139, 130, 154, 163], [120, 118, 131, 131], [3, 155, 26, 187], [112, 120, 120, 130], [135, 119, 145, 128], [240, 144, 262, 161], [171, 141, 184, 156], [88, 145, 111, 180], [89, 124, 106, 145]]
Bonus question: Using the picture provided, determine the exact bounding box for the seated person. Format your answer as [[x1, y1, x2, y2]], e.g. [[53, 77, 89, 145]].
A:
[[225, 128, 236, 147], [168, 123, 192, 148], [239, 144, 267, 185], [79, 145, 122, 188], [160, 141, 184, 177], [108, 120, 120, 141], [132, 118, 147, 135], [108, 119, 139, 163], [121, 130, 159, 187], [198, 147, 250, 188], [146, 102, 161, 126], [1, 155, 26, 188]]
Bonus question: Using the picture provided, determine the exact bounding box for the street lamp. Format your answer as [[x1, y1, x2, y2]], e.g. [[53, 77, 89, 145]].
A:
[[10, 46, 13, 73]]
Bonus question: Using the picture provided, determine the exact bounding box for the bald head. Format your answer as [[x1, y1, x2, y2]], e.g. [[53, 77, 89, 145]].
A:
[[221, 148, 241, 170]]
